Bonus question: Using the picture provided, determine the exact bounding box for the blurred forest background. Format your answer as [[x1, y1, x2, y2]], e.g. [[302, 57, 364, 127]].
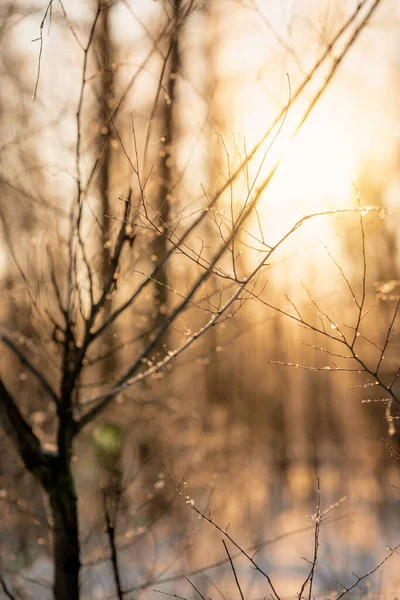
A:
[[1, 0, 400, 598]]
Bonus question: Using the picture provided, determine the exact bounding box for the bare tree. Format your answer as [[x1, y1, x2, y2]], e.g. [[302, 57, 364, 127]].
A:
[[0, 1, 386, 598]]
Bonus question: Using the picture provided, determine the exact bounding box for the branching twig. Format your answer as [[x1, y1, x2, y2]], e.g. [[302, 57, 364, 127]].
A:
[[163, 465, 281, 600], [334, 544, 400, 599]]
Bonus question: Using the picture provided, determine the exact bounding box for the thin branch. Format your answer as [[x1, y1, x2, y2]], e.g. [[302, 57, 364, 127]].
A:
[[222, 540, 244, 600], [253, 0, 383, 204], [0, 204, 29, 285], [316, 237, 359, 308], [0, 379, 53, 478], [74, 0, 381, 352], [186, 578, 206, 600], [200, 571, 227, 600], [163, 466, 281, 600], [375, 298, 400, 376], [121, 513, 352, 595], [335, 544, 400, 599], [76, 3, 102, 222], [0, 574, 17, 600], [32, 0, 54, 100], [298, 480, 320, 600], [154, 591, 188, 600], [1, 334, 59, 406], [103, 490, 123, 600], [76, 207, 381, 430], [351, 192, 367, 348]]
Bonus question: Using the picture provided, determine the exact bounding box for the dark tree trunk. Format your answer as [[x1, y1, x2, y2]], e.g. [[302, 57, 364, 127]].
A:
[[0, 379, 80, 598], [47, 468, 80, 600], [0, 377, 81, 599]]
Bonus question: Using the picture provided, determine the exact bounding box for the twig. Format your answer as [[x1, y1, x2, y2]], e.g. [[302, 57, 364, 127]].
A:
[[154, 591, 188, 600], [334, 544, 400, 599], [298, 479, 321, 600], [77, 207, 383, 429], [186, 578, 206, 600], [222, 540, 244, 600], [32, 0, 54, 99], [103, 490, 123, 600], [0, 574, 17, 600], [120, 513, 352, 595], [163, 465, 281, 600]]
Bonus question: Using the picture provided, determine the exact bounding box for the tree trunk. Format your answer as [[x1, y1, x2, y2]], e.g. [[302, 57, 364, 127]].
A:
[[150, 0, 181, 333], [0, 379, 81, 599], [47, 468, 80, 600]]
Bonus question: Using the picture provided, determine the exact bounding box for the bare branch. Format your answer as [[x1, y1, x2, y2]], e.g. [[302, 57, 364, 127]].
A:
[[186, 578, 206, 600], [375, 299, 400, 376], [0, 573, 17, 600], [0, 379, 51, 477], [0, 334, 59, 406], [222, 540, 244, 600], [335, 544, 400, 600], [298, 480, 320, 600], [103, 490, 123, 600], [32, 0, 54, 100], [76, 207, 382, 430], [163, 465, 281, 600]]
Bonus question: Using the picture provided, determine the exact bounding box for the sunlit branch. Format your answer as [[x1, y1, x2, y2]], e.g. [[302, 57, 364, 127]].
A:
[[351, 194, 367, 348], [76, 209, 363, 429], [58, 0, 85, 51], [316, 237, 359, 309], [375, 299, 400, 376], [298, 479, 320, 600], [214, 0, 381, 217], [163, 466, 281, 600], [334, 544, 400, 600], [261, 247, 400, 420], [120, 514, 351, 596], [32, 0, 53, 100], [80, 0, 381, 353], [253, 0, 383, 203]]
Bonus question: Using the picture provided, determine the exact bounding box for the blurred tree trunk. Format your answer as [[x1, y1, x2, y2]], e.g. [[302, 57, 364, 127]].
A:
[[151, 0, 181, 333], [95, 0, 125, 516], [202, 4, 228, 412], [137, 0, 183, 522], [98, 0, 112, 287], [97, 0, 116, 372]]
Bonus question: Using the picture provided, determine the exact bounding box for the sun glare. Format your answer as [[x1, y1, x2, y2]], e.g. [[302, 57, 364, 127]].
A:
[[277, 113, 356, 211], [238, 90, 360, 251]]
